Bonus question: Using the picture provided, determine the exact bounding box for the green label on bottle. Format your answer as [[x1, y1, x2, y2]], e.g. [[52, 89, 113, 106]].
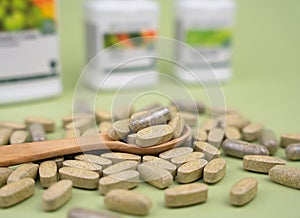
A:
[[186, 29, 232, 47]]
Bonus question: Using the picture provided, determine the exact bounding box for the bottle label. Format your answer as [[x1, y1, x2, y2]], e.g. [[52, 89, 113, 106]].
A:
[[0, 0, 59, 84]]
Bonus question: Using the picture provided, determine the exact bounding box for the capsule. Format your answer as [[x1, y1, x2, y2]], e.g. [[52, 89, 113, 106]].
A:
[[285, 143, 300, 160]]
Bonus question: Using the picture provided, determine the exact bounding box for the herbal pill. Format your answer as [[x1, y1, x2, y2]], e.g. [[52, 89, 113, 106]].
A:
[[0, 128, 13, 145], [129, 106, 171, 132], [39, 161, 58, 188], [9, 130, 28, 144], [170, 152, 205, 167], [164, 183, 208, 208], [75, 154, 112, 169], [177, 159, 207, 184], [62, 114, 94, 128], [260, 129, 278, 155], [0, 178, 35, 208], [269, 165, 300, 189], [25, 116, 55, 132], [207, 128, 224, 148], [142, 155, 160, 162], [203, 158, 226, 184], [59, 167, 99, 190], [0, 121, 26, 130], [0, 167, 13, 188], [137, 163, 173, 189], [171, 99, 206, 114], [29, 123, 47, 141], [136, 124, 173, 147], [280, 133, 300, 148], [68, 207, 122, 218], [108, 119, 130, 140], [95, 109, 112, 123], [168, 113, 185, 138], [52, 156, 64, 169], [285, 143, 300, 160], [127, 133, 137, 144], [7, 163, 39, 183], [99, 170, 140, 195], [99, 121, 112, 133], [42, 180, 73, 211], [193, 129, 208, 141], [144, 158, 177, 177], [101, 152, 141, 164], [63, 160, 102, 174], [180, 112, 198, 127], [225, 127, 241, 140], [223, 114, 249, 129], [230, 177, 258, 206], [103, 161, 138, 176], [243, 155, 286, 173], [65, 128, 80, 139], [159, 147, 193, 161], [200, 119, 215, 132], [65, 119, 92, 133], [82, 128, 99, 137], [194, 141, 221, 161], [242, 123, 264, 142], [105, 189, 152, 216], [222, 139, 269, 159]]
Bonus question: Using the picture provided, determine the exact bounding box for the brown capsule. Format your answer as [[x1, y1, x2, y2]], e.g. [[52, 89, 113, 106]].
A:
[[207, 128, 224, 148], [260, 129, 278, 155], [280, 133, 300, 148], [242, 123, 264, 142], [285, 143, 300, 160], [128, 106, 171, 132], [222, 139, 269, 159]]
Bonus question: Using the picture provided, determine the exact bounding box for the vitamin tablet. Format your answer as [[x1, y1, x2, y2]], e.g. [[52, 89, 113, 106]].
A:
[[243, 155, 286, 173], [203, 158, 226, 184], [164, 183, 208, 207], [0, 167, 13, 188], [10, 130, 29, 144], [207, 128, 224, 148], [99, 170, 140, 195], [104, 189, 152, 216], [159, 147, 193, 161], [223, 114, 249, 130], [168, 113, 185, 138], [0, 178, 35, 208], [82, 128, 99, 137], [230, 177, 258, 206], [103, 161, 138, 176], [0, 128, 13, 145], [242, 123, 264, 142], [194, 141, 220, 161], [177, 159, 207, 184], [180, 112, 198, 127], [25, 116, 55, 132], [108, 119, 130, 140], [225, 127, 241, 140], [144, 158, 177, 177], [137, 163, 173, 189], [65, 119, 92, 133], [136, 125, 173, 147], [170, 152, 205, 168], [260, 129, 278, 155], [39, 161, 58, 188], [269, 165, 300, 189], [7, 163, 39, 183], [29, 123, 47, 141], [280, 133, 300, 148], [285, 143, 300, 160], [95, 109, 112, 123], [63, 160, 102, 174], [75, 154, 112, 169], [65, 128, 80, 139], [222, 139, 269, 159], [0, 121, 26, 130], [192, 129, 208, 141], [101, 152, 141, 164], [62, 114, 94, 128], [59, 167, 99, 190], [42, 180, 73, 211], [99, 121, 112, 133]]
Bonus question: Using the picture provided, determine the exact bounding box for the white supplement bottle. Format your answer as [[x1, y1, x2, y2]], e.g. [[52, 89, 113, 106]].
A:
[[175, 0, 235, 83], [0, 0, 61, 104], [84, 0, 159, 90]]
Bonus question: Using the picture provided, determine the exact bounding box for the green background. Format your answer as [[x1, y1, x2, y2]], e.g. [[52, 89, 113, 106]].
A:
[[1, 0, 300, 217]]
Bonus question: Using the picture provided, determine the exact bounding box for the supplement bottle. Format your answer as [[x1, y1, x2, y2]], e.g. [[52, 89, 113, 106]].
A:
[[84, 0, 159, 90], [175, 0, 235, 83], [0, 0, 61, 104]]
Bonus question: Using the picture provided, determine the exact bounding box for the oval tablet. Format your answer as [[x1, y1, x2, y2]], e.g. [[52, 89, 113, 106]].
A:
[[63, 160, 102, 175], [177, 159, 208, 184], [144, 158, 177, 177], [0, 178, 35, 208], [207, 128, 224, 148], [7, 163, 39, 183], [104, 189, 152, 216], [103, 161, 138, 176], [194, 141, 220, 161], [225, 127, 241, 140], [0, 167, 13, 188], [171, 152, 205, 167], [59, 167, 99, 190], [39, 161, 58, 188], [0, 128, 13, 145], [75, 154, 112, 169], [242, 123, 264, 142], [203, 158, 226, 184], [243, 155, 286, 173], [0, 121, 26, 130], [168, 113, 185, 138], [10, 130, 29, 144], [101, 152, 141, 164], [280, 133, 300, 148], [42, 180, 73, 211], [159, 147, 193, 161], [165, 183, 208, 207], [230, 177, 258, 206], [269, 165, 300, 189], [136, 124, 173, 147]]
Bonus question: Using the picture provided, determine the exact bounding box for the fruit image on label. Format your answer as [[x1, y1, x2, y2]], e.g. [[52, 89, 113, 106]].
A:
[[0, 0, 56, 33]]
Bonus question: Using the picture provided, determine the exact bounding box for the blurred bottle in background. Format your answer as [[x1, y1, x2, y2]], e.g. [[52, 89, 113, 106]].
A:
[[0, 0, 61, 104], [174, 0, 235, 83], [84, 0, 160, 90]]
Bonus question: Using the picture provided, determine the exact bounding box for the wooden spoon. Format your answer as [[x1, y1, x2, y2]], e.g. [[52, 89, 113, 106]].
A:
[[0, 125, 190, 167]]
